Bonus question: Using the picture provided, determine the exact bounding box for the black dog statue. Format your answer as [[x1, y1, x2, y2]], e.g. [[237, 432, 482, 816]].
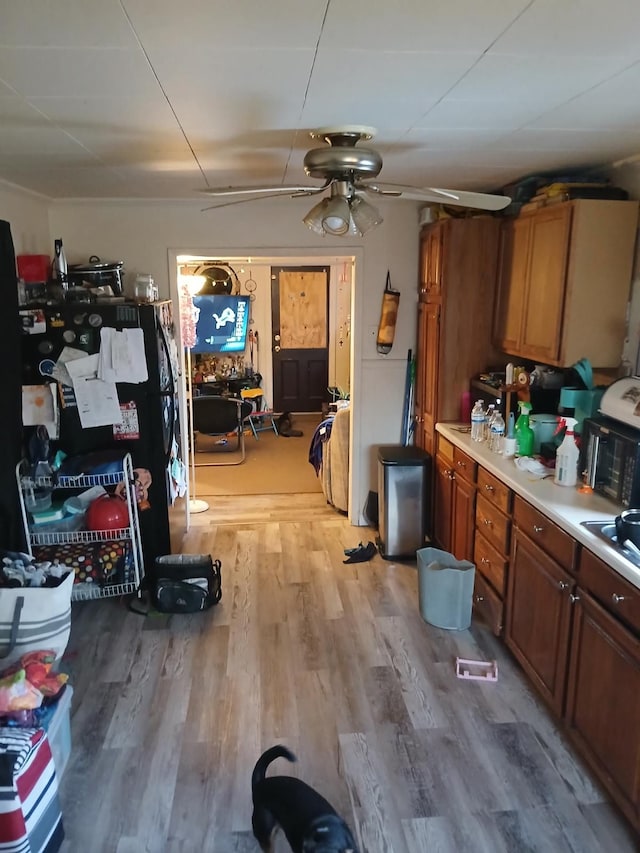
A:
[[251, 745, 359, 852]]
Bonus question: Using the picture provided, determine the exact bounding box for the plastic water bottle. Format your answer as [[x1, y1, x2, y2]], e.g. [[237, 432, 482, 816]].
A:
[[471, 400, 486, 442], [485, 404, 496, 443], [489, 411, 505, 453]]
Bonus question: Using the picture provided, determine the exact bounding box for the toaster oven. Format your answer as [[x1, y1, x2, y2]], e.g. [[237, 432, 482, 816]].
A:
[[580, 415, 640, 508]]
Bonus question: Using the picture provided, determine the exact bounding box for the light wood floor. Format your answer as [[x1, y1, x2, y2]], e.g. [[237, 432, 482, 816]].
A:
[[58, 494, 638, 852]]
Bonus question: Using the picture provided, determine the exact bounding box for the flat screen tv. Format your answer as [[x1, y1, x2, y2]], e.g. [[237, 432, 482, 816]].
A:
[[190, 294, 250, 354]]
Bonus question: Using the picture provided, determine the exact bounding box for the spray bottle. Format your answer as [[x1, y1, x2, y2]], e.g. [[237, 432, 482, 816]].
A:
[[515, 401, 534, 457], [554, 417, 579, 487]]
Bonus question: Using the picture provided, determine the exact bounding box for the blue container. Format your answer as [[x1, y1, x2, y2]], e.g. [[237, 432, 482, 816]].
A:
[[417, 547, 475, 630]]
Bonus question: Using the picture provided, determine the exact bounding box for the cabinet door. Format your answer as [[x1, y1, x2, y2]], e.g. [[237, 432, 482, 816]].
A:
[[565, 590, 640, 832], [421, 302, 440, 451], [519, 205, 572, 363], [451, 474, 476, 562], [433, 454, 454, 552], [414, 303, 428, 451], [419, 224, 443, 300], [494, 218, 529, 352], [506, 530, 574, 715]]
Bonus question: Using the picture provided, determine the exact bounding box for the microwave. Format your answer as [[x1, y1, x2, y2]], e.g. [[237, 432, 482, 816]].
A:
[[581, 416, 640, 508]]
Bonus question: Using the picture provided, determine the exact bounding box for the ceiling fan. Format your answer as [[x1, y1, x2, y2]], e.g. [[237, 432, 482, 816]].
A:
[[199, 126, 511, 236]]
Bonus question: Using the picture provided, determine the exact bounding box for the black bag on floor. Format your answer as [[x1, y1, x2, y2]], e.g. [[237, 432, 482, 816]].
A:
[[153, 554, 222, 613]]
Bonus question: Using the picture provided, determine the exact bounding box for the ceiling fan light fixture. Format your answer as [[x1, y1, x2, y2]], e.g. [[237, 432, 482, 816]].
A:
[[349, 195, 383, 235], [321, 194, 351, 236], [303, 198, 329, 235]]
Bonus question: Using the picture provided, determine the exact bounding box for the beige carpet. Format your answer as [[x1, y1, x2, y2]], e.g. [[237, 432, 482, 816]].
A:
[[192, 413, 324, 496]]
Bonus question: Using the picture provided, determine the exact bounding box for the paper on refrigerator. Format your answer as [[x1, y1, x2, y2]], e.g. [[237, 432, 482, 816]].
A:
[[65, 353, 123, 428], [98, 327, 148, 383]]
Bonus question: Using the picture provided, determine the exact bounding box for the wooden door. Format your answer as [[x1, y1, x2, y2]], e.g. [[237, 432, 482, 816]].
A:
[[520, 205, 572, 363], [506, 530, 574, 715], [494, 217, 530, 353], [433, 454, 454, 552], [271, 267, 329, 412], [451, 474, 476, 562], [419, 224, 443, 300], [565, 591, 640, 831]]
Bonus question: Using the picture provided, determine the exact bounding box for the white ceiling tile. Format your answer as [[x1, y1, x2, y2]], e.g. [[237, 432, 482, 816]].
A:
[[0, 0, 137, 48], [494, 0, 640, 57], [411, 99, 548, 130], [0, 47, 160, 98], [321, 0, 531, 51], [301, 49, 481, 129], [122, 0, 329, 49], [150, 48, 315, 135], [499, 127, 640, 154], [530, 62, 640, 130], [449, 53, 633, 103]]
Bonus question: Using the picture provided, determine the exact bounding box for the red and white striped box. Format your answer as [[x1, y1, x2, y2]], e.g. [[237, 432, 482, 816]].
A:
[[0, 728, 64, 852]]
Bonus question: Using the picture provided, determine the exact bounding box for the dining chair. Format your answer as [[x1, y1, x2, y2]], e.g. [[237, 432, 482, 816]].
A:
[[240, 388, 279, 439], [191, 395, 253, 466]]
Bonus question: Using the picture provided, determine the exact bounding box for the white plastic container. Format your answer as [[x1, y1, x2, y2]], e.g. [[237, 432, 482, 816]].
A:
[[46, 685, 73, 777], [554, 417, 579, 487]]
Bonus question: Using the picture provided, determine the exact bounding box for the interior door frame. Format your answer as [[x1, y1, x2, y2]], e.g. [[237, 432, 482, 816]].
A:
[[169, 247, 363, 526]]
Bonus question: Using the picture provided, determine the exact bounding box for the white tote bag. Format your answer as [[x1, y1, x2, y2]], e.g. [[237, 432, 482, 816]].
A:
[[0, 571, 74, 670]]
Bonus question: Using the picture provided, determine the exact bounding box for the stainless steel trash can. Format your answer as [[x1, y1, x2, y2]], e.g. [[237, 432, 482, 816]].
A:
[[377, 446, 430, 558]]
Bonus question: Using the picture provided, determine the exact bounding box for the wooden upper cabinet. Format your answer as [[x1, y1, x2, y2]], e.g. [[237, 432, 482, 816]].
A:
[[494, 200, 639, 367], [414, 216, 500, 453], [494, 218, 529, 353], [418, 223, 443, 300]]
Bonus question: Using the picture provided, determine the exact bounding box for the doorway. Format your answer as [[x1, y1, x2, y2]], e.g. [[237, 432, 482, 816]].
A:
[[171, 251, 356, 513], [272, 266, 330, 412]]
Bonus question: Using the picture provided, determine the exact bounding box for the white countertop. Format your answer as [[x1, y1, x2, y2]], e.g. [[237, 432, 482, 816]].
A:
[[436, 422, 640, 590]]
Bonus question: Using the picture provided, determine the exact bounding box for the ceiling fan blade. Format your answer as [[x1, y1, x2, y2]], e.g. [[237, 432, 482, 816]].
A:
[[198, 184, 325, 197], [201, 189, 326, 212], [362, 182, 511, 211]]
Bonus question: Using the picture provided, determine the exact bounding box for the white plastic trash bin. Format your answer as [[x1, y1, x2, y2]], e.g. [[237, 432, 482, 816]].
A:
[[417, 547, 475, 630]]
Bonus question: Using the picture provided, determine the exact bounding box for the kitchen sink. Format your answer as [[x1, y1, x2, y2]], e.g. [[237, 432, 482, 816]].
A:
[[580, 520, 640, 569]]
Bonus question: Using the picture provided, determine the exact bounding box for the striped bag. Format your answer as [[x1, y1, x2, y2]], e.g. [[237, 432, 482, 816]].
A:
[[0, 727, 64, 852], [0, 572, 74, 670]]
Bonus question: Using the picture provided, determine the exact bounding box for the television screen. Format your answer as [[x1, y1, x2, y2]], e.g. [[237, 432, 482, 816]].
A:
[[191, 294, 250, 353]]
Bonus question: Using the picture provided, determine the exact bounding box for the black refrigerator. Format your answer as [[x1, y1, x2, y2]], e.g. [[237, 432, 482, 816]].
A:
[[1, 221, 24, 552], [20, 299, 184, 570]]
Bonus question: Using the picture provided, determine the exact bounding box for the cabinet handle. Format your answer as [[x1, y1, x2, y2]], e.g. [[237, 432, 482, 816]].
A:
[[612, 593, 626, 604], [474, 595, 484, 603], [558, 581, 570, 591], [532, 524, 544, 534], [457, 460, 467, 469], [481, 557, 490, 565], [484, 484, 495, 492], [569, 593, 580, 604], [483, 518, 493, 527]]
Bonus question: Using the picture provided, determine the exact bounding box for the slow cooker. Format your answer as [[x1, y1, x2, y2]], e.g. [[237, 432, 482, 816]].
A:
[[67, 256, 125, 295]]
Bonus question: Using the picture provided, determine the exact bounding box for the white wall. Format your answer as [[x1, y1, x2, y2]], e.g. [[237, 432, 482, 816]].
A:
[[48, 195, 421, 522], [0, 182, 50, 256]]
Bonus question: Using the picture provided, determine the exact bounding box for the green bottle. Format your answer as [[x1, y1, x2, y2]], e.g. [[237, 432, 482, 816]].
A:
[[515, 401, 534, 457]]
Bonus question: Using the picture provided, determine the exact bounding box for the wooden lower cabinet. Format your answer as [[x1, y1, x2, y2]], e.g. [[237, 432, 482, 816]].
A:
[[506, 500, 640, 834], [565, 590, 640, 832], [432, 438, 476, 561], [505, 529, 574, 716], [472, 467, 512, 636]]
